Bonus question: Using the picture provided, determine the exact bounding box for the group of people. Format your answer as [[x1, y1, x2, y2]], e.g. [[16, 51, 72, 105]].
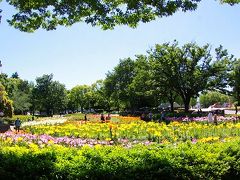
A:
[[100, 113, 111, 121], [140, 112, 153, 121], [84, 113, 111, 122], [208, 112, 218, 125]]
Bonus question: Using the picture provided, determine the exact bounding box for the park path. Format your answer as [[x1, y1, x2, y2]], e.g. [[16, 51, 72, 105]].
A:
[[22, 117, 67, 127], [9, 117, 68, 131]]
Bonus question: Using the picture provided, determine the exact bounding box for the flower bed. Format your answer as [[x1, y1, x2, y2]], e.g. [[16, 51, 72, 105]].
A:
[[1, 116, 240, 179], [23, 120, 240, 143], [165, 115, 238, 122]]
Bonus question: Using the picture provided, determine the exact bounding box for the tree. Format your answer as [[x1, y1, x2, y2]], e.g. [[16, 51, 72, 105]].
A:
[[199, 91, 231, 108], [10, 79, 32, 114], [105, 58, 135, 111], [68, 85, 91, 112], [2, 0, 239, 32], [149, 54, 180, 112], [149, 41, 233, 112], [0, 73, 9, 91], [3, 0, 200, 32], [0, 73, 33, 115], [229, 58, 240, 112], [32, 74, 67, 116], [90, 80, 110, 112], [220, 0, 240, 5], [129, 55, 157, 110], [11, 89, 31, 114], [0, 83, 13, 117]]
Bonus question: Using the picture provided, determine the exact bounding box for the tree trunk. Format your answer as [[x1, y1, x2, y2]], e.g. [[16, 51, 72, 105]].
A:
[[183, 97, 191, 113], [170, 101, 174, 112], [46, 108, 51, 116], [167, 91, 175, 112]]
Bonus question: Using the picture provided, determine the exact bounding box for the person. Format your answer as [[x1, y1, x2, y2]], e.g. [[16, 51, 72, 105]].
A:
[[160, 111, 165, 122], [148, 112, 153, 121], [100, 113, 105, 122], [106, 113, 111, 120], [15, 118, 21, 132], [208, 112, 213, 123], [84, 114, 87, 121], [213, 114, 218, 125], [140, 113, 145, 120]]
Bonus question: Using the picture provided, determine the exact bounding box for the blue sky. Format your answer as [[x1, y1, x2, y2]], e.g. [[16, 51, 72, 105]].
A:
[[0, 1, 240, 89]]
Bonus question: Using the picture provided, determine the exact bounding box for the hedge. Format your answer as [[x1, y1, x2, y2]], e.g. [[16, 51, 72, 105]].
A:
[[0, 140, 240, 179]]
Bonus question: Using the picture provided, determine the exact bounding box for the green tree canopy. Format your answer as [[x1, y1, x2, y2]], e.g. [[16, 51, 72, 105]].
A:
[[90, 80, 111, 112], [2, 0, 239, 32], [105, 58, 135, 111], [32, 74, 67, 116], [0, 83, 13, 117], [149, 41, 233, 112], [9, 78, 32, 114], [68, 85, 91, 112], [229, 58, 240, 106], [199, 91, 232, 108]]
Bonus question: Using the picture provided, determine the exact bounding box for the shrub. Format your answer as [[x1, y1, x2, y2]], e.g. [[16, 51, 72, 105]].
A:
[[0, 141, 240, 179]]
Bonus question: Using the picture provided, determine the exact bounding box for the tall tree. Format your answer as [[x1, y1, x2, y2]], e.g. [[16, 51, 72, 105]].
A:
[[10, 79, 32, 114], [129, 55, 156, 110], [68, 85, 91, 112], [149, 41, 232, 112], [90, 80, 110, 112], [199, 91, 231, 108], [105, 58, 135, 111], [229, 58, 240, 112], [32, 74, 67, 116]]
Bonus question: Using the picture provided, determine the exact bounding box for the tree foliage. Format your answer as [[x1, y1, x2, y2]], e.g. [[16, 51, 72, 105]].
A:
[[32, 74, 67, 116], [0, 40, 238, 115], [9, 78, 32, 114], [0, 83, 13, 117], [149, 41, 232, 112], [105, 58, 136, 111], [229, 59, 240, 105], [199, 91, 231, 108], [90, 80, 110, 112], [68, 85, 91, 112], [5, 0, 200, 32]]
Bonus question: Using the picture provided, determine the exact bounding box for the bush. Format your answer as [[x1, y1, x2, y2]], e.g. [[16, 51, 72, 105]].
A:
[[1, 115, 35, 125], [0, 141, 240, 179]]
